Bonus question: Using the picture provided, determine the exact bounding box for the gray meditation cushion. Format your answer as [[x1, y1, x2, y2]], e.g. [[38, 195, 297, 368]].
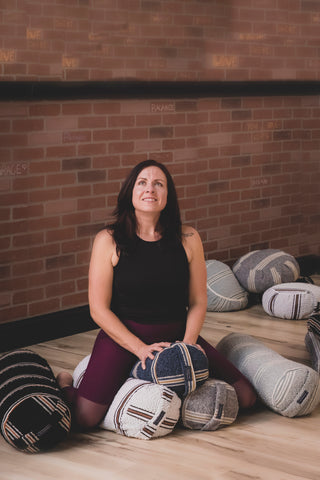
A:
[[206, 260, 248, 312], [216, 332, 320, 417], [232, 249, 300, 293], [181, 378, 239, 431]]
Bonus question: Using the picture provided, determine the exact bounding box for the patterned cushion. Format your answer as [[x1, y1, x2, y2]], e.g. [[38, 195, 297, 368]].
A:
[[181, 378, 239, 431], [262, 282, 320, 320], [232, 249, 300, 293], [101, 378, 181, 440], [130, 342, 209, 397], [206, 260, 248, 312], [0, 349, 71, 453]]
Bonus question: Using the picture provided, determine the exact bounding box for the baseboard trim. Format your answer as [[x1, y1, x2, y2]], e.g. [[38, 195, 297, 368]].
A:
[[0, 305, 96, 353]]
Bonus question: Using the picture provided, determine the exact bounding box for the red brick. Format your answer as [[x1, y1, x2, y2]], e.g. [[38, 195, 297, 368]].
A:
[[28, 103, 60, 116], [12, 204, 44, 219], [46, 172, 76, 187], [61, 238, 90, 255], [12, 260, 43, 276], [62, 103, 92, 115], [13, 287, 44, 305], [46, 145, 76, 158], [12, 118, 44, 132], [61, 291, 88, 308], [28, 298, 60, 317]]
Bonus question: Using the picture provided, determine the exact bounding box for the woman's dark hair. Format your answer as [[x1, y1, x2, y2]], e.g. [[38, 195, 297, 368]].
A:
[[106, 159, 182, 254]]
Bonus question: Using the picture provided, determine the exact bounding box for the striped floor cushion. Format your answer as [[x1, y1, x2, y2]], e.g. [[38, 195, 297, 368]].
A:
[[0, 349, 71, 453], [181, 378, 239, 431], [262, 282, 320, 320], [130, 342, 209, 397], [101, 378, 181, 440], [232, 249, 300, 293], [206, 260, 248, 312]]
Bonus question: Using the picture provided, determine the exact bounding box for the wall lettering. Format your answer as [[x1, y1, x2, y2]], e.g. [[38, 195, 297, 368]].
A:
[[0, 49, 16, 63], [150, 102, 176, 113], [0, 162, 28, 176], [212, 55, 238, 68], [62, 56, 79, 69]]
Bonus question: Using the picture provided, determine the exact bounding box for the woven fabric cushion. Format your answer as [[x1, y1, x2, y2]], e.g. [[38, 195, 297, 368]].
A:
[[0, 349, 71, 453], [130, 342, 209, 397], [262, 282, 320, 320], [307, 314, 320, 337], [232, 249, 300, 293], [181, 378, 239, 431], [216, 333, 320, 417], [101, 378, 181, 440], [206, 260, 248, 312]]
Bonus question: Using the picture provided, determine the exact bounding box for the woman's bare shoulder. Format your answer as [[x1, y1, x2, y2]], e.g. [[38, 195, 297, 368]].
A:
[[92, 228, 118, 266], [181, 224, 199, 240], [181, 225, 203, 262]]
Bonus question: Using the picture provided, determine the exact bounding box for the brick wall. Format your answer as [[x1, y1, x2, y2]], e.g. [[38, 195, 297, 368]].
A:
[[0, 0, 320, 82], [1, 95, 320, 323], [1, 0, 320, 325]]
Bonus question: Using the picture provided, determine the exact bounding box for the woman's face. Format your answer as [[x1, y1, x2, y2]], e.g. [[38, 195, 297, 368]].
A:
[[132, 166, 168, 214]]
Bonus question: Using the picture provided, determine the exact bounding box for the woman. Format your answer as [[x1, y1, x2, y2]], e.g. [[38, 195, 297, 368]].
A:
[[57, 159, 256, 429]]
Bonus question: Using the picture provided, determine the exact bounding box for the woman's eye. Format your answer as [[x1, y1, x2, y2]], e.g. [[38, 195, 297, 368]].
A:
[[155, 182, 163, 187]]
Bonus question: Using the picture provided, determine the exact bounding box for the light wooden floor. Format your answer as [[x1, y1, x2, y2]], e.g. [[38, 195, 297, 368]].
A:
[[1, 284, 320, 479]]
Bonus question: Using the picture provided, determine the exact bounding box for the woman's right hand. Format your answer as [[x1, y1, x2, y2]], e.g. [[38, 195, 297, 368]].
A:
[[136, 342, 171, 370]]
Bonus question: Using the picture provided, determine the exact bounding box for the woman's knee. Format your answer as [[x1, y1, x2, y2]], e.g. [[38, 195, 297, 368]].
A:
[[232, 379, 257, 409]]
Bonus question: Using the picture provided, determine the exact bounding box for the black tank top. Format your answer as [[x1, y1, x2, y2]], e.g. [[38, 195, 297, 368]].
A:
[[110, 236, 189, 324]]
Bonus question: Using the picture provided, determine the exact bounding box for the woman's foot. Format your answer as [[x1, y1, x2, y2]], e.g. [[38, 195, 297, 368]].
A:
[[56, 371, 73, 389]]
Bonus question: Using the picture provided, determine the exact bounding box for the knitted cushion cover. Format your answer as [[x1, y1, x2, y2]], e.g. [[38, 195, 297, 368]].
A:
[[101, 378, 181, 440], [130, 342, 209, 397], [307, 314, 320, 337], [206, 260, 248, 312], [181, 378, 239, 431], [262, 282, 320, 320], [216, 333, 320, 417], [0, 349, 71, 453], [232, 249, 300, 293]]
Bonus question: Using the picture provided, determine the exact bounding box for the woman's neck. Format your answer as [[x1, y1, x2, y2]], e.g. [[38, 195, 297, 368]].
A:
[[135, 212, 162, 241]]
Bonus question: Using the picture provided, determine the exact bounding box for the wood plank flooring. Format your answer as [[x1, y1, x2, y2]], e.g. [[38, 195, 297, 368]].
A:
[[1, 281, 320, 479]]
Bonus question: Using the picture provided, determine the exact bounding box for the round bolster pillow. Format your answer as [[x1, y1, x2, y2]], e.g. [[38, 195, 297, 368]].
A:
[[232, 249, 300, 293], [0, 349, 71, 453], [206, 260, 248, 312], [262, 282, 320, 320], [72, 357, 181, 440], [181, 378, 239, 431], [130, 342, 209, 397], [216, 333, 320, 417], [101, 378, 181, 440]]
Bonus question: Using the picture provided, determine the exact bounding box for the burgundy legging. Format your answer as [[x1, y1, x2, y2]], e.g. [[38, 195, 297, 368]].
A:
[[64, 319, 255, 428]]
